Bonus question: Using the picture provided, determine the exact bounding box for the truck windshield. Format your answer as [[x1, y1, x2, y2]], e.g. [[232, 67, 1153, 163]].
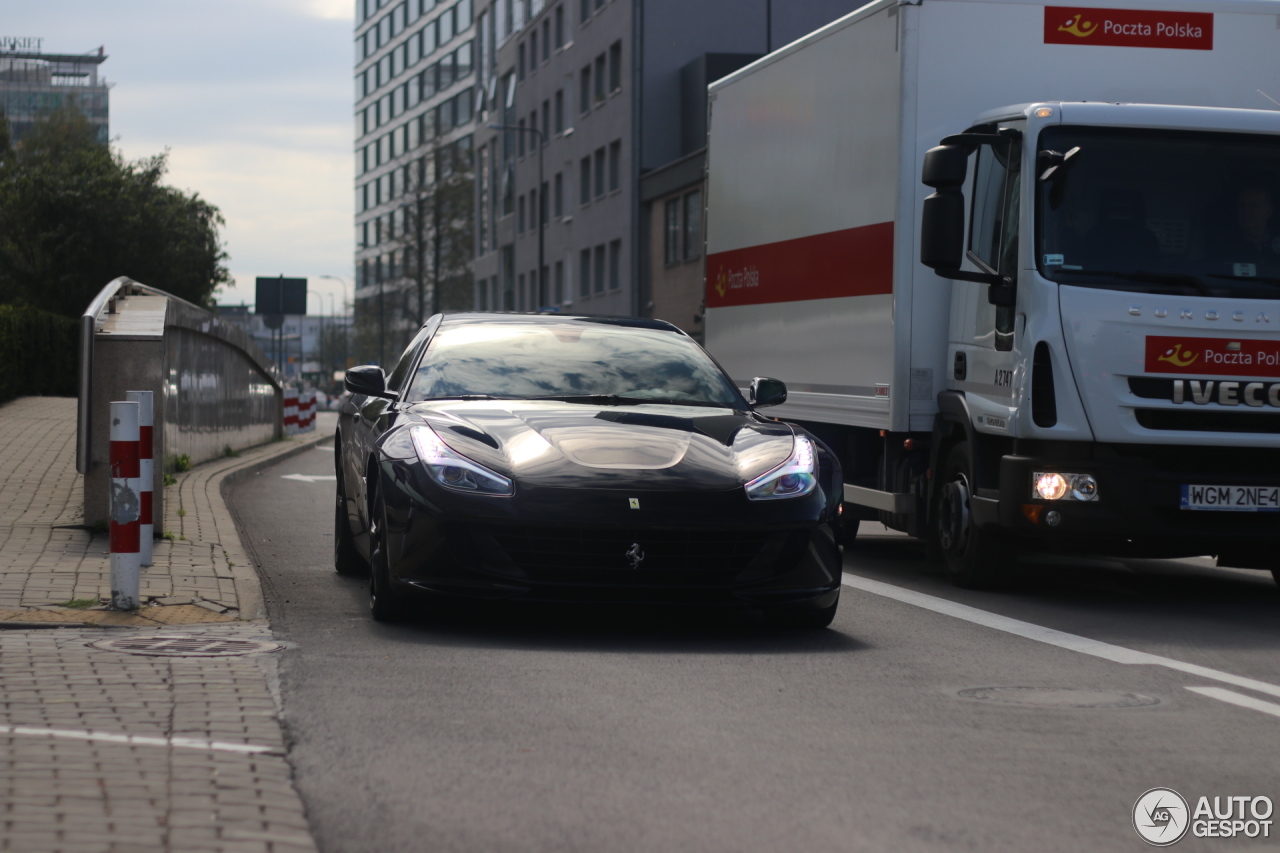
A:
[[1037, 126, 1280, 300]]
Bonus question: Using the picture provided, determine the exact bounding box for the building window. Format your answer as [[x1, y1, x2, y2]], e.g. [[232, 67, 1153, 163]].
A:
[[608, 40, 621, 92], [530, 268, 540, 306], [553, 172, 563, 218], [593, 244, 606, 294], [664, 198, 680, 266], [579, 157, 591, 205], [609, 239, 621, 290], [530, 30, 537, 69], [683, 189, 703, 260], [540, 180, 549, 227], [541, 19, 550, 61], [608, 140, 621, 192], [554, 5, 565, 47], [593, 147, 605, 198], [554, 260, 564, 303], [593, 53, 606, 102], [518, 42, 526, 80], [529, 185, 538, 229], [541, 99, 550, 142], [518, 193, 526, 233], [517, 272, 525, 310], [579, 248, 591, 296], [578, 0, 589, 24], [518, 117, 526, 157], [553, 89, 564, 133], [579, 65, 591, 114]]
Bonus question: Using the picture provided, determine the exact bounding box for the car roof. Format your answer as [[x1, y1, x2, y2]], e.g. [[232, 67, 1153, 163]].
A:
[[435, 312, 685, 334]]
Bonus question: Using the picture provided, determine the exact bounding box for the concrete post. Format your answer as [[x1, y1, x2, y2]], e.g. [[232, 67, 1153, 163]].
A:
[[109, 401, 142, 610], [126, 390, 154, 566]]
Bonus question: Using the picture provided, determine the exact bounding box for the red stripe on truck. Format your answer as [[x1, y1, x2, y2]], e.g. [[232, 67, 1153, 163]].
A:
[[705, 221, 894, 308]]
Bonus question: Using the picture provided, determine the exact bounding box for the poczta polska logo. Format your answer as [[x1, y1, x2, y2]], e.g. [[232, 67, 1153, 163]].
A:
[[1133, 788, 1275, 845]]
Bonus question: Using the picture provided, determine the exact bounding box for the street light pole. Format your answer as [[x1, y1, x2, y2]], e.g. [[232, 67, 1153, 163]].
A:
[[489, 123, 545, 308]]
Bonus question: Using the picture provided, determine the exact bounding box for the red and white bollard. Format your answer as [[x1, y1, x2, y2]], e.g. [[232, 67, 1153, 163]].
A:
[[126, 390, 154, 567], [109, 400, 142, 610], [283, 389, 299, 436]]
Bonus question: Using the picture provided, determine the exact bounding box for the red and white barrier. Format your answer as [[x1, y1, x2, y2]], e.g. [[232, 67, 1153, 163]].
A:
[[283, 389, 299, 435], [283, 388, 317, 435], [109, 400, 142, 610], [126, 390, 154, 567]]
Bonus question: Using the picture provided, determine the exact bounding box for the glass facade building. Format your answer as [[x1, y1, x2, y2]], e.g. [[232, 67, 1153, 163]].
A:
[[0, 45, 109, 145]]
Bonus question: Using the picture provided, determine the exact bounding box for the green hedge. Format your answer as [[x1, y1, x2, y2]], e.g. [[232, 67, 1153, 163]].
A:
[[0, 305, 79, 404]]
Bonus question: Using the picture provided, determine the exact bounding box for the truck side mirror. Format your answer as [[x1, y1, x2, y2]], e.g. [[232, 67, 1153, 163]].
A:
[[921, 191, 966, 270], [922, 144, 968, 188], [749, 377, 787, 408]]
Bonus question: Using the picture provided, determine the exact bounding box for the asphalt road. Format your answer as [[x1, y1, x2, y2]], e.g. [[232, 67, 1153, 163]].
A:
[[230, 440, 1280, 853]]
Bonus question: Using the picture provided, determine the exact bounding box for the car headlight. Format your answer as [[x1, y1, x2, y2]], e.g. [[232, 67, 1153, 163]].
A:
[[1032, 471, 1098, 502], [409, 425, 514, 496], [745, 436, 818, 501]]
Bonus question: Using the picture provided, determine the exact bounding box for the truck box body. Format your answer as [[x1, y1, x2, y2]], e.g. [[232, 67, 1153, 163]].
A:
[[704, 0, 1280, 571], [706, 0, 1280, 436]]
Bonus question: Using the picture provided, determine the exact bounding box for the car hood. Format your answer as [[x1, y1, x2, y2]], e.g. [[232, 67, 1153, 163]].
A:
[[403, 400, 794, 490]]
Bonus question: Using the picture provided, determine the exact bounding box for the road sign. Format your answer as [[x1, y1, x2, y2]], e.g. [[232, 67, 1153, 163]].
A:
[[255, 277, 307, 320]]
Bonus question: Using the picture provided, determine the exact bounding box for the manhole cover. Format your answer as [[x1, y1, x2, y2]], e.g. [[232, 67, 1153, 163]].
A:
[[89, 635, 282, 657], [957, 686, 1160, 709]]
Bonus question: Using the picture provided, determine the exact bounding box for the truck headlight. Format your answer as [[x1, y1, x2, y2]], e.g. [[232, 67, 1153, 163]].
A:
[[1032, 471, 1098, 502], [746, 436, 818, 500], [409, 425, 514, 496]]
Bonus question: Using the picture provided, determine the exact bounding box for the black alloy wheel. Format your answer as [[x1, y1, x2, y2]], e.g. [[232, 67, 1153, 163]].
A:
[[333, 445, 365, 576], [368, 485, 404, 622], [934, 443, 1012, 589]]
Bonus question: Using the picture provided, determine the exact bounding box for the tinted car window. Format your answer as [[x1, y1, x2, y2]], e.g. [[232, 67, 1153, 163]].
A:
[[406, 320, 742, 406]]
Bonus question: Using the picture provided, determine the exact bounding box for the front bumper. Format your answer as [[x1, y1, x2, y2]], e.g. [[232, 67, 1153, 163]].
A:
[[376, 460, 843, 606], [986, 441, 1280, 558]]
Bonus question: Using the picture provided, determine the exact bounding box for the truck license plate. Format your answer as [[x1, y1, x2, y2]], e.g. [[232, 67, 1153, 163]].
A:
[[1180, 485, 1280, 512]]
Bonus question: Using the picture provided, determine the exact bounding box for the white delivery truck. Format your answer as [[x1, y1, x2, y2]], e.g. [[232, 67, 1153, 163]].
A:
[[704, 0, 1280, 586]]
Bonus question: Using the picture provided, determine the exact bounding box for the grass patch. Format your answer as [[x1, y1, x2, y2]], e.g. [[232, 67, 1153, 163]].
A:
[[161, 530, 176, 541], [176, 508, 186, 518], [57, 599, 98, 609], [163, 473, 177, 487], [223, 444, 241, 458]]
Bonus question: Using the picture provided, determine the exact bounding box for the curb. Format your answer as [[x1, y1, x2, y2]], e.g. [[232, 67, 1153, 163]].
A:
[[214, 428, 335, 621]]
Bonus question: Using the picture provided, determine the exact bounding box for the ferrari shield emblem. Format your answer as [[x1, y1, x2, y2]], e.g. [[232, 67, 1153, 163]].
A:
[[628, 498, 640, 509]]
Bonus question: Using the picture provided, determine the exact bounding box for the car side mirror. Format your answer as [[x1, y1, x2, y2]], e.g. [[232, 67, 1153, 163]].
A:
[[344, 365, 396, 400], [750, 377, 787, 408]]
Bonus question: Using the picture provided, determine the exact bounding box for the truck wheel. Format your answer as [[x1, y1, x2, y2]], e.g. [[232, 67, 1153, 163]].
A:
[[935, 443, 1012, 589]]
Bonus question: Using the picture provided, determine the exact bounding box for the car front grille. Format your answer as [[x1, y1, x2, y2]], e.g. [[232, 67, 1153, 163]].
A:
[[1135, 408, 1280, 434], [473, 524, 789, 581]]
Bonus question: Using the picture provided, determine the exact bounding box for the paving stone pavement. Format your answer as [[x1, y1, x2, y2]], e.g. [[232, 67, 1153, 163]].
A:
[[0, 397, 335, 852]]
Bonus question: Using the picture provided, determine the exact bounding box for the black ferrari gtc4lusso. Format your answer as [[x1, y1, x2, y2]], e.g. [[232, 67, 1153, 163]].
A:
[[334, 313, 844, 627]]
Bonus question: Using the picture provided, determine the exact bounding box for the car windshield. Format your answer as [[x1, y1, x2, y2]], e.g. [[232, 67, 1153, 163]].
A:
[[405, 319, 744, 407], [1037, 126, 1280, 300]]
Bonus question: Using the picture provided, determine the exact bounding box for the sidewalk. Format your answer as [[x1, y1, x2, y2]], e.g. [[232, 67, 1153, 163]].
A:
[[0, 396, 333, 852]]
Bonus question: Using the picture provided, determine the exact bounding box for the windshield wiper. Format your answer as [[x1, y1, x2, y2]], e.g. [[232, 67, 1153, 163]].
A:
[[421, 394, 517, 401], [1204, 273, 1280, 285], [1051, 269, 1213, 296], [529, 394, 644, 405]]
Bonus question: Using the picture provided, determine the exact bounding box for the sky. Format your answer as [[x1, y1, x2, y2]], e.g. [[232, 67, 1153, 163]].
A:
[[8, 0, 356, 315]]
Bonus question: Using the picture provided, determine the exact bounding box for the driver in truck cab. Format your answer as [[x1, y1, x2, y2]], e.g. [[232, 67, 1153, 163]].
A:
[[1217, 179, 1280, 277]]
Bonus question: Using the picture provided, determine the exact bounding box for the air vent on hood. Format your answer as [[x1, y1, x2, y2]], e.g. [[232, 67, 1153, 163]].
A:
[[1032, 342, 1057, 428]]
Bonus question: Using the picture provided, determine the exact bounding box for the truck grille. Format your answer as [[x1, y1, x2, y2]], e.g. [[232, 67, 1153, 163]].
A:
[[1135, 409, 1280, 434]]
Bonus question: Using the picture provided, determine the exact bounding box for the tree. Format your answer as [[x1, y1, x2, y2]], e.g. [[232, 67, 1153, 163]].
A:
[[0, 107, 231, 317]]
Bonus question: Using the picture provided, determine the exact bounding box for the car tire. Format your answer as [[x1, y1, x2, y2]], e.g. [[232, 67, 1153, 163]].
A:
[[368, 488, 404, 623], [767, 592, 839, 630], [334, 454, 365, 576], [934, 442, 1013, 589]]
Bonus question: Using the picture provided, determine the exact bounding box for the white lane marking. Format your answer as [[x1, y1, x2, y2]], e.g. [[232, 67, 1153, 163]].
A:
[[1186, 687, 1280, 719], [314, 446, 334, 452], [0, 724, 278, 754], [280, 474, 337, 483], [842, 573, 1280, 700]]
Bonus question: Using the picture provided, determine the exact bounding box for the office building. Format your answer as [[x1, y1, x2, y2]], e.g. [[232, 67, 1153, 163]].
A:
[[0, 40, 109, 145], [469, 0, 860, 334], [352, 0, 479, 364]]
